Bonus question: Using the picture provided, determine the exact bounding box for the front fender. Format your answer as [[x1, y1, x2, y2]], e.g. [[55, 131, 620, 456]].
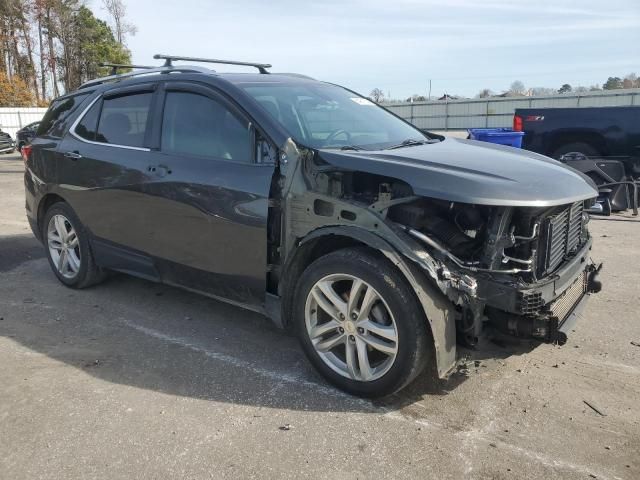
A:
[[296, 226, 458, 379]]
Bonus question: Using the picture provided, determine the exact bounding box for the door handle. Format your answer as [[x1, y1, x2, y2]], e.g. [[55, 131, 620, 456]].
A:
[[64, 151, 82, 160]]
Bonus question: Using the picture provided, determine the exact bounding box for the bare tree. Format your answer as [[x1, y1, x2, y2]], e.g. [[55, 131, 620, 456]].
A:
[[369, 88, 384, 103], [509, 80, 525, 96], [102, 0, 137, 45], [623, 73, 638, 89], [477, 88, 493, 98], [530, 87, 556, 96]]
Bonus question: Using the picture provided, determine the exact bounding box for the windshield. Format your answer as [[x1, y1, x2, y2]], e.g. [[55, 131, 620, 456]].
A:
[[242, 82, 428, 150]]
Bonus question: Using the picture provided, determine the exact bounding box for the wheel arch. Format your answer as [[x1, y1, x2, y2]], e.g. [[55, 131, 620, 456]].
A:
[[37, 193, 68, 234], [547, 129, 607, 157], [281, 226, 458, 379]]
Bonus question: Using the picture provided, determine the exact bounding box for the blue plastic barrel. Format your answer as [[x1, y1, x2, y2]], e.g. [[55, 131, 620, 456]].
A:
[[467, 128, 524, 148]]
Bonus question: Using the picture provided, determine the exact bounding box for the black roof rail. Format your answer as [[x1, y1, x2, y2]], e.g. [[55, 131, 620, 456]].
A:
[[153, 54, 271, 74], [79, 65, 213, 89], [98, 63, 154, 75]]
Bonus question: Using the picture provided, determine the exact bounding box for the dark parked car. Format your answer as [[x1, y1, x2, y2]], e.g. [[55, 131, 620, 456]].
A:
[[16, 121, 40, 152], [514, 106, 640, 160], [24, 55, 601, 397], [0, 128, 15, 154]]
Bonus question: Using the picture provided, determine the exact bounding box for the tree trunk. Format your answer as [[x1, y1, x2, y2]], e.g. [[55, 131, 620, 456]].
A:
[[38, 14, 46, 100], [20, 18, 39, 102], [45, 7, 58, 97]]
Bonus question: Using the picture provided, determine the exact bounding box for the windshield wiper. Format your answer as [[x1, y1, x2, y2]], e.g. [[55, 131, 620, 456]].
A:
[[385, 138, 432, 150], [339, 145, 363, 151]]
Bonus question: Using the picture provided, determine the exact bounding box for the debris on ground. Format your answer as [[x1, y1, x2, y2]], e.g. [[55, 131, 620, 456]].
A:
[[279, 424, 292, 431], [631, 341, 640, 347], [583, 400, 607, 417]]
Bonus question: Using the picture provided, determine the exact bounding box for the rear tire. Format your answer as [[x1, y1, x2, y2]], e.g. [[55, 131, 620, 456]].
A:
[[293, 247, 431, 397], [42, 202, 106, 289], [552, 142, 600, 160]]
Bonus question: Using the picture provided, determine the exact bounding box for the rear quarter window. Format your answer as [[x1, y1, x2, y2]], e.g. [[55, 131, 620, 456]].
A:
[[37, 92, 92, 138]]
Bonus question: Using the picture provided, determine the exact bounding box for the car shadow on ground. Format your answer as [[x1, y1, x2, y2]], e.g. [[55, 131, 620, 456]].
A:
[[0, 232, 536, 413], [0, 233, 44, 272]]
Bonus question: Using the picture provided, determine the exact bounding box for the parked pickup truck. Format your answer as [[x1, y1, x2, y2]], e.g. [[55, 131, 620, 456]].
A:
[[514, 106, 640, 160]]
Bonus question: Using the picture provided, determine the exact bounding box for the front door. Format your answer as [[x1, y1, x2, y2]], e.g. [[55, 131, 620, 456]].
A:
[[141, 81, 275, 308]]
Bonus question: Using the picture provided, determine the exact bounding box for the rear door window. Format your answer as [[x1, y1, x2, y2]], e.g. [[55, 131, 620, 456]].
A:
[[96, 92, 152, 148], [37, 92, 91, 138], [160, 91, 252, 163]]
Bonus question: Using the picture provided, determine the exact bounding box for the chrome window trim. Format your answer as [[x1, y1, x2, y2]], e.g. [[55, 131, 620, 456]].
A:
[[68, 94, 151, 152]]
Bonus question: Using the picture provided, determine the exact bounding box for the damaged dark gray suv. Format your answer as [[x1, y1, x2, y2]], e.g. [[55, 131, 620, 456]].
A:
[[24, 55, 602, 397]]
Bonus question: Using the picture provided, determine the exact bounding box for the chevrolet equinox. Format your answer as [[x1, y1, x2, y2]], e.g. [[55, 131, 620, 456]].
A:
[[23, 55, 602, 397]]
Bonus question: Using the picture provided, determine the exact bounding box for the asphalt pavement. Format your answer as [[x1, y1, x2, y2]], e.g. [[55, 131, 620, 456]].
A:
[[1, 152, 638, 479]]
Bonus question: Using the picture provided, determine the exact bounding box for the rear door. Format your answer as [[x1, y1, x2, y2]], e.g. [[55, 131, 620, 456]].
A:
[[29, 91, 92, 185], [141, 81, 275, 307], [58, 84, 160, 276]]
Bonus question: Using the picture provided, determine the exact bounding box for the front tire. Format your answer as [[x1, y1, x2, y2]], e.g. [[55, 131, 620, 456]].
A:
[[42, 202, 106, 289], [294, 247, 431, 397]]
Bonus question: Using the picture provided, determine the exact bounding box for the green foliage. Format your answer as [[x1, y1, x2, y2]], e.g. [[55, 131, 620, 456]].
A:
[[0, 0, 135, 101], [603, 77, 623, 90], [58, 5, 131, 90], [558, 83, 572, 94]]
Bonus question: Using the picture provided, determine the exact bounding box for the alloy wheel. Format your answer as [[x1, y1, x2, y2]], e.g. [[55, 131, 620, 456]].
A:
[[47, 214, 81, 279], [305, 274, 399, 382]]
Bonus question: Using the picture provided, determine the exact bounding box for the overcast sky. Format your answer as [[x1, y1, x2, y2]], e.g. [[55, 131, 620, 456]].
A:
[[94, 0, 639, 99]]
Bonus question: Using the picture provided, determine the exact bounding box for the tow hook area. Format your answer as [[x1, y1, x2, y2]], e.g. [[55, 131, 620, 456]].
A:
[[587, 262, 603, 293]]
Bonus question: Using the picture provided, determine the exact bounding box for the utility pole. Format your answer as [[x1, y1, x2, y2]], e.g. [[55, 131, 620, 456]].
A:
[[428, 79, 432, 101]]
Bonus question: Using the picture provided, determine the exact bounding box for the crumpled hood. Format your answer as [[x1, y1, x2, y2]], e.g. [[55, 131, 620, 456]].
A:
[[318, 137, 598, 207]]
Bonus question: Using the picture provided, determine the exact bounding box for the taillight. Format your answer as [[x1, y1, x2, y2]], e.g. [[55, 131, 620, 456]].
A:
[[513, 115, 523, 132], [21, 144, 32, 162]]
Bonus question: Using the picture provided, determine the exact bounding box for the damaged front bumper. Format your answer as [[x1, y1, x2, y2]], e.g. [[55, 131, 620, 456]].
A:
[[477, 240, 601, 344]]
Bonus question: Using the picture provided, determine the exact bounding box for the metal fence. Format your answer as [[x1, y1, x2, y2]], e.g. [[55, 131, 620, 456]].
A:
[[383, 88, 640, 131], [0, 108, 48, 138], [2, 89, 640, 137]]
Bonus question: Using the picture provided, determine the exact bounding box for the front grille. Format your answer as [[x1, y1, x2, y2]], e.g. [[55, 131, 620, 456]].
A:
[[539, 201, 584, 275], [546, 270, 588, 322]]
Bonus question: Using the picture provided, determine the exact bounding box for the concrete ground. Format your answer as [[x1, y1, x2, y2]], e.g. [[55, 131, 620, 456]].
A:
[[1, 151, 638, 480]]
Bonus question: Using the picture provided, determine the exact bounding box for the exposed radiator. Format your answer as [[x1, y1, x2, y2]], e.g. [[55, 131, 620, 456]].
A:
[[539, 201, 585, 276]]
